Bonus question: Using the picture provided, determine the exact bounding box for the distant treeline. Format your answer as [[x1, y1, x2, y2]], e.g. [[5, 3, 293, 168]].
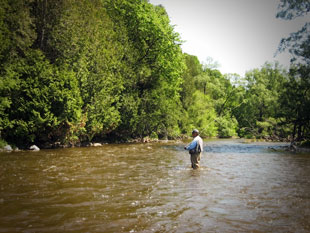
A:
[[0, 0, 309, 148]]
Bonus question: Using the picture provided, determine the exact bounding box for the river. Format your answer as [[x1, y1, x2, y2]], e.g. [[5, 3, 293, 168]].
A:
[[0, 139, 309, 232]]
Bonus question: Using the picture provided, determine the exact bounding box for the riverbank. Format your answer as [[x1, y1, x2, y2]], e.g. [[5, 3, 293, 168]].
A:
[[286, 140, 310, 153], [1, 136, 310, 153], [0, 135, 186, 152]]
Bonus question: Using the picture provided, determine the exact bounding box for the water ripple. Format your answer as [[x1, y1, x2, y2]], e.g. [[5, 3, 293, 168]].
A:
[[0, 140, 309, 232]]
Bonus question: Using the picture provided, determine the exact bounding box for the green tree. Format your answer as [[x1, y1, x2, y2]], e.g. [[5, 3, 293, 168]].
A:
[[0, 0, 37, 143], [234, 63, 287, 138], [279, 65, 310, 141], [107, 0, 185, 139], [216, 114, 238, 138], [277, 0, 310, 64], [180, 54, 202, 110], [46, 0, 125, 142], [0, 0, 36, 60], [276, 0, 310, 141], [195, 68, 241, 137], [1, 50, 82, 147], [187, 91, 217, 137]]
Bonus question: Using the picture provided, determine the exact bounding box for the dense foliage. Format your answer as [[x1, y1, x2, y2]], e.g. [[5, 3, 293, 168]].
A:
[[276, 0, 310, 141], [0, 0, 309, 148]]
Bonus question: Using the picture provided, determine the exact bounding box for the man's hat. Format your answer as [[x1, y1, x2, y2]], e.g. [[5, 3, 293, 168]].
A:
[[192, 129, 199, 134]]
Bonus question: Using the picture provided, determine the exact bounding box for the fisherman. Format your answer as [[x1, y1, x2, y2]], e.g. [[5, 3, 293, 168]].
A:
[[184, 129, 203, 169]]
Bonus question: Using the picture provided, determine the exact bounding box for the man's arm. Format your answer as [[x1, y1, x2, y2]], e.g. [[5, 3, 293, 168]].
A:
[[184, 140, 197, 150]]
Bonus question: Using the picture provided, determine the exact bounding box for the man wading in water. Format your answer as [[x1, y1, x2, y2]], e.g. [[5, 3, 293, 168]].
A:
[[184, 129, 203, 169]]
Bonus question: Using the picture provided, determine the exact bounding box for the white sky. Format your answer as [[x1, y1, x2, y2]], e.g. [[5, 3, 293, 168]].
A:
[[149, 0, 310, 76]]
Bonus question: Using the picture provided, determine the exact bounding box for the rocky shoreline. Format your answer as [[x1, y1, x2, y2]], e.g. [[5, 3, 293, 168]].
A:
[[0, 135, 184, 153], [1, 137, 310, 153], [1, 144, 41, 152]]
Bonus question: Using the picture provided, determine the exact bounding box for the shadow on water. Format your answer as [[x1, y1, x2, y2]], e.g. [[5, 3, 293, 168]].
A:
[[0, 139, 309, 232]]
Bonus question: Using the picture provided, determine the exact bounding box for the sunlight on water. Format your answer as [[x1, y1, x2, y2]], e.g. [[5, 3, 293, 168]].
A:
[[0, 139, 309, 232]]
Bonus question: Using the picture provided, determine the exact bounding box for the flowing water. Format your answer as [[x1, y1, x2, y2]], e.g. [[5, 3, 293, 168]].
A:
[[0, 139, 309, 233]]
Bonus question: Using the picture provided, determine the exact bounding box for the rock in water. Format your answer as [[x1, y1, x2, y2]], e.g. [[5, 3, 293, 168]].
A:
[[4, 145, 13, 152], [92, 143, 102, 147], [30, 145, 40, 151]]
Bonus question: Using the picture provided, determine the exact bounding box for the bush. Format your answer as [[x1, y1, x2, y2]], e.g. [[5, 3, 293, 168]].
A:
[[216, 115, 238, 138], [0, 139, 7, 148], [1, 50, 82, 147], [300, 140, 310, 148]]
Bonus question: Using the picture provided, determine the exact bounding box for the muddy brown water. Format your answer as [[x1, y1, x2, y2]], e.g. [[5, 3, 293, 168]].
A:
[[0, 139, 309, 232]]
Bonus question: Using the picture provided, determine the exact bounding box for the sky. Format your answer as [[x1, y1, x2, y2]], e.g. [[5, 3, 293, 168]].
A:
[[148, 0, 310, 76]]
